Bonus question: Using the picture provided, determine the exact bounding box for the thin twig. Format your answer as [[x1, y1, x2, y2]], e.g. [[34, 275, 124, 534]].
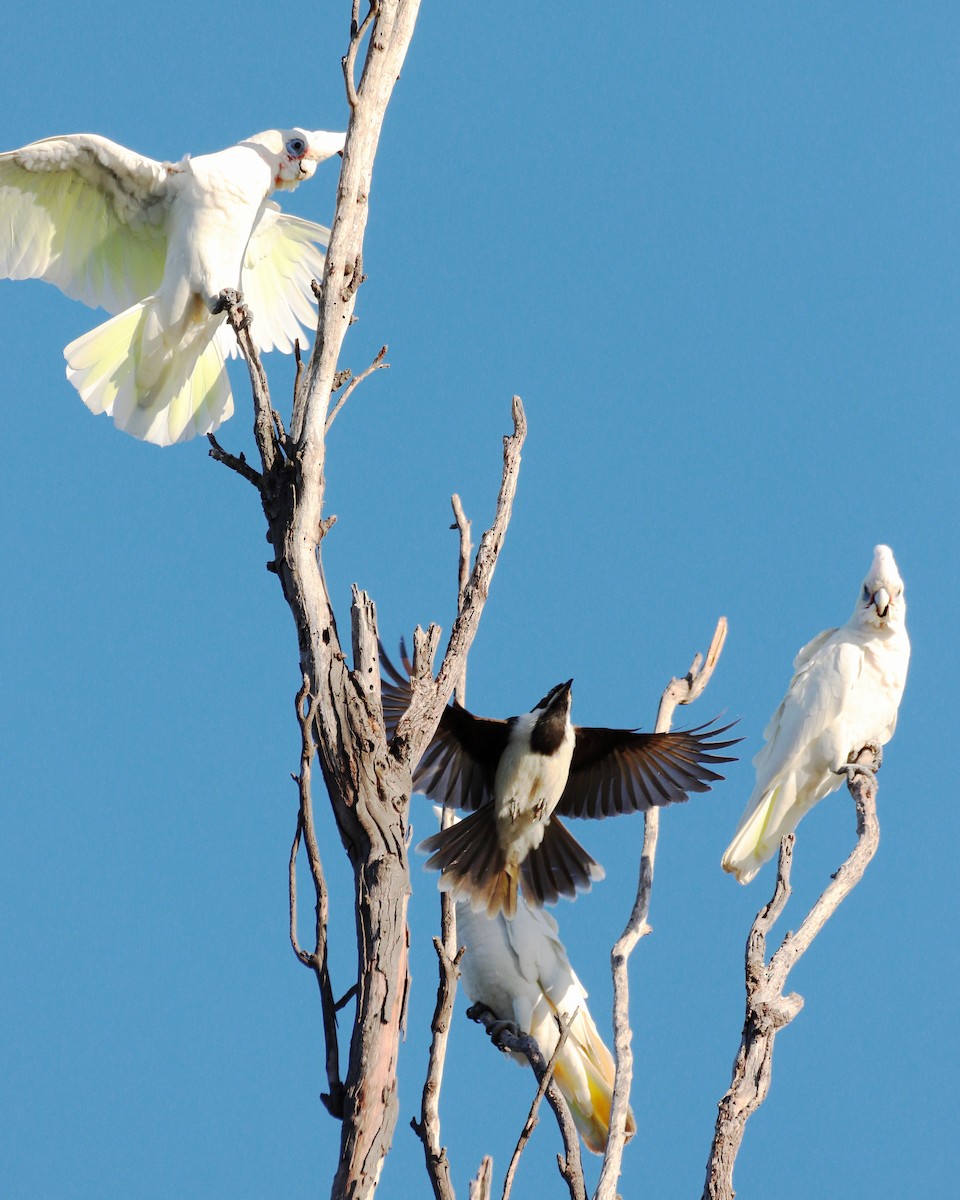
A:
[[501, 1013, 577, 1200], [467, 1008, 586, 1200], [343, 0, 380, 108], [596, 617, 728, 1200], [411, 495, 474, 1200], [450, 494, 472, 705], [411, 938, 465, 1200], [702, 744, 882, 1200], [291, 677, 347, 1119], [206, 433, 262, 487], [393, 397, 528, 765], [325, 345, 389, 433]]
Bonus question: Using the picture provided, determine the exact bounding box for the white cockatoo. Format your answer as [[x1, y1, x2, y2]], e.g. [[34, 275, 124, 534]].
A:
[[0, 127, 344, 445], [457, 895, 636, 1154], [722, 544, 910, 884]]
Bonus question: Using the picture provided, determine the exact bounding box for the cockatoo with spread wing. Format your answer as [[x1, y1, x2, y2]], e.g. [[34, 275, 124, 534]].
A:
[[722, 545, 910, 884], [457, 893, 636, 1154], [0, 127, 344, 445]]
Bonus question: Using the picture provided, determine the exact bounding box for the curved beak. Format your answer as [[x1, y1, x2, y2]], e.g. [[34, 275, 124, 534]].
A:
[[871, 587, 891, 619]]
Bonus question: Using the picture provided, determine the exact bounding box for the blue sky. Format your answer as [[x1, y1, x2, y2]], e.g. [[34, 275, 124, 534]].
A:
[[1, 3, 956, 1197]]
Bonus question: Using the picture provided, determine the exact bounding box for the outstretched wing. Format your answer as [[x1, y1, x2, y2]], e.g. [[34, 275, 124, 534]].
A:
[[0, 133, 171, 313], [556, 721, 739, 819], [380, 644, 508, 811], [230, 204, 331, 356]]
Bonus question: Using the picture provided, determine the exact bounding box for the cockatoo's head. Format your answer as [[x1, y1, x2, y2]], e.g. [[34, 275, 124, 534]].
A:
[[855, 544, 906, 631], [245, 128, 346, 191]]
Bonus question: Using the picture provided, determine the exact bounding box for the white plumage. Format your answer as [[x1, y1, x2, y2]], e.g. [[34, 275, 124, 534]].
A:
[[722, 544, 910, 884], [457, 896, 636, 1154], [0, 127, 344, 445]]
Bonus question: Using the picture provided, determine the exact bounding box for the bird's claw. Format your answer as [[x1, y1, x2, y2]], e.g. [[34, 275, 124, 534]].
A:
[[835, 761, 876, 785], [211, 288, 252, 330], [834, 744, 881, 786], [211, 288, 241, 314], [489, 1019, 522, 1051]]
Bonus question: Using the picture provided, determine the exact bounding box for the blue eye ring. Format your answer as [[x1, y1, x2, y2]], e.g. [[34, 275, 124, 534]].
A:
[[286, 137, 306, 157]]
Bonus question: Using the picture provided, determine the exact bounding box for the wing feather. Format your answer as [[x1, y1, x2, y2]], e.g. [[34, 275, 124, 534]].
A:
[[379, 643, 508, 811], [231, 204, 331, 356], [0, 133, 171, 312], [556, 720, 739, 819]]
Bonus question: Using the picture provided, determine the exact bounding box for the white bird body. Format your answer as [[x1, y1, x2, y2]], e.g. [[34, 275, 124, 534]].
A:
[[722, 545, 910, 884], [457, 896, 635, 1154], [493, 706, 576, 867], [0, 127, 344, 444]]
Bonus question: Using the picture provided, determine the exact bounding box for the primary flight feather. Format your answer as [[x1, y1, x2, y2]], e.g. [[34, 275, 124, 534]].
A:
[[0, 127, 344, 445], [722, 544, 910, 884], [381, 646, 738, 918]]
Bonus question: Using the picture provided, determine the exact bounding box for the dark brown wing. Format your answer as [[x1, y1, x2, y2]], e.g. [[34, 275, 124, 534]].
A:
[[556, 720, 740, 819], [380, 642, 509, 811]]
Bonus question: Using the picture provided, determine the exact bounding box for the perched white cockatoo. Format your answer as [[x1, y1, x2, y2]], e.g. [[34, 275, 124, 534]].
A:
[[0, 127, 344, 445], [722, 544, 910, 884], [457, 895, 636, 1154]]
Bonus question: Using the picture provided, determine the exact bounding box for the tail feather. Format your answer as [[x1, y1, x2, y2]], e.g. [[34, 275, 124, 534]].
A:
[[545, 1007, 637, 1154], [721, 775, 800, 884], [418, 806, 519, 918], [64, 299, 234, 445], [520, 817, 604, 908]]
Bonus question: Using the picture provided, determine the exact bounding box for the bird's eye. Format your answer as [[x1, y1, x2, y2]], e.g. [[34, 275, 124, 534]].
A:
[[286, 137, 306, 156], [862, 585, 870, 601]]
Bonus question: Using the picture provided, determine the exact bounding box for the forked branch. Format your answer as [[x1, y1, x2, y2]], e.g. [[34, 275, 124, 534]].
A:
[[702, 744, 883, 1200]]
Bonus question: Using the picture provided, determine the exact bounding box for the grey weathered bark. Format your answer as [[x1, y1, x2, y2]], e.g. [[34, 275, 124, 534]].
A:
[[702, 745, 883, 1200], [208, 6, 531, 1198], [594, 618, 729, 1200]]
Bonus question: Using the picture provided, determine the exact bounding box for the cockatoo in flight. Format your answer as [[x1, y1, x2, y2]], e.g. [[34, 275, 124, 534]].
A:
[[457, 893, 636, 1154], [722, 544, 910, 884], [380, 646, 738, 918], [0, 127, 344, 445]]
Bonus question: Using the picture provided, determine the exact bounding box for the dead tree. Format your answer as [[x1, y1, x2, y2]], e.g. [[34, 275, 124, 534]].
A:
[[207, 3, 524, 1197], [206, 7, 895, 1199]]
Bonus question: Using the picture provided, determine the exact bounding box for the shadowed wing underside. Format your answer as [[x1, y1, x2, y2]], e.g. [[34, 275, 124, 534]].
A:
[[558, 721, 740, 818], [380, 644, 508, 811], [381, 644, 739, 818]]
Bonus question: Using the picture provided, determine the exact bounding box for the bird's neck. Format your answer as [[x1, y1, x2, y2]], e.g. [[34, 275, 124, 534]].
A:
[[529, 708, 570, 756]]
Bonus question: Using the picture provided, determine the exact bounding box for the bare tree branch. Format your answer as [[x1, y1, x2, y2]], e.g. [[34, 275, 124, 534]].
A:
[[392, 397, 527, 770], [325, 345, 388, 433], [216, 290, 284, 476], [412, 496, 477, 1200], [702, 744, 883, 1200], [450, 494, 472, 705], [467, 1007, 586, 1200], [212, 8, 527, 1195], [206, 433, 262, 487], [595, 617, 729, 1200], [289, 678, 348, 1119], [411, 936, 465, 1200], [469, 1157, 494, 1200]]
